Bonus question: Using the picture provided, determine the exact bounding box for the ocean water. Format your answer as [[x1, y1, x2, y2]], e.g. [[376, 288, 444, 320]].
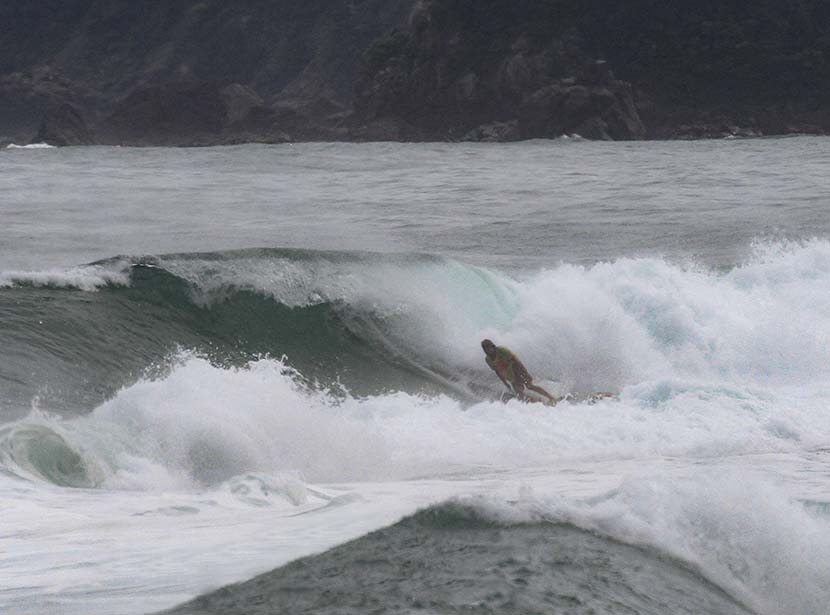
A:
[[1, 138, 830, 615]]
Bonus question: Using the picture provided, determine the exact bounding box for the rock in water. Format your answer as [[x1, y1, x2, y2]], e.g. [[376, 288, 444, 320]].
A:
[[99, 82, 229, 147], [462, 120, 520, 142], [34, 101, 95, 146]]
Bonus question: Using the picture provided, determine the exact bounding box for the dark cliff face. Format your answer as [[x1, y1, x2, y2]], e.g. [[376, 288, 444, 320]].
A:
[[354, 0, 830, 140], [0, 0, 415, 145], [353, 0, 646, 141], [2, 0, 829, 145], [0, 1, 414, 100], [574, 0, 830, 137]]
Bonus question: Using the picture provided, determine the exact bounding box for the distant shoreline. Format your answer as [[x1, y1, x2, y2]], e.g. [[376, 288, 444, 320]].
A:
[[4, 131, 828, 151]]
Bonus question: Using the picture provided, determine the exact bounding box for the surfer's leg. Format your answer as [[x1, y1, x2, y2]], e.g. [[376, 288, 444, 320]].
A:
[[526, 382, 556, 403], [512, 381, 527, 400]]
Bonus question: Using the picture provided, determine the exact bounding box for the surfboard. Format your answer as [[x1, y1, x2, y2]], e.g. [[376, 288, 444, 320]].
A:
[[561, 391, 615, 405], [499, 390, 614, 406]]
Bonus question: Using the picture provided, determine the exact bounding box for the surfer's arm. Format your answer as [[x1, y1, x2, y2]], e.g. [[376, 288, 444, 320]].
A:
[[492, 366, 513, 391], [496, 372, 514, 391]]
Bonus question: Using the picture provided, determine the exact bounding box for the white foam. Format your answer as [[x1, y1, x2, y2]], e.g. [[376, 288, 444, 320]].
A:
[[496, 239, 830, 392], [5, 142, 56, 149], [0, 265, 129, 290], [6, 350, 829, 491]]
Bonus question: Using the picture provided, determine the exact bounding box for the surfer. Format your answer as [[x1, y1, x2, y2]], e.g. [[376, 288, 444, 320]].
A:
[[480, 339, 557, 404]]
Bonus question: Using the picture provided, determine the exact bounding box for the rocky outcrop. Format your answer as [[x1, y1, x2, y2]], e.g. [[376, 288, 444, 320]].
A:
[[98, 81, 291, 146], [0, 68, 98, 145], [461, 120, 519, 143], [100, 82, 229, 146], [34, 101, 95, 146], [353, 1, 645, 141], [96, 80, 360, 145], [517, 74, 645, 141]]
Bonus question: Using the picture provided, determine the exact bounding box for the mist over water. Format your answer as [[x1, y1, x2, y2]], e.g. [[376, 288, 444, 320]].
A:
[[2, 139, 830, 615]]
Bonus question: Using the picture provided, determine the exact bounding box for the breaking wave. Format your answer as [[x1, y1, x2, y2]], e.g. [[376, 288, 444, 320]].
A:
[[2, 239, 830, 488]]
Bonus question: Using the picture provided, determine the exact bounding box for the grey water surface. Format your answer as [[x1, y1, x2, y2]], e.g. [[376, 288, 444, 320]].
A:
[[3, 138, 829, 271]]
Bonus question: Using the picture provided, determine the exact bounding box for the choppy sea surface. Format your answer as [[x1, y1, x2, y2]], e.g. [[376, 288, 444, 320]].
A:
[[2, 138, 830, 615]]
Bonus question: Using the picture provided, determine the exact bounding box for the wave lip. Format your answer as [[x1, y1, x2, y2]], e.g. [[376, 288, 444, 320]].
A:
[[0, 420, 99, 487]]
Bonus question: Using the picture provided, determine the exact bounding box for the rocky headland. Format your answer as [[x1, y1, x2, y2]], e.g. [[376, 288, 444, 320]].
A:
[[2, 0, 829, 146]]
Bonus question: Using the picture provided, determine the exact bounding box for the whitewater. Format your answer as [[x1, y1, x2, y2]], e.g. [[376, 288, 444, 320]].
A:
[[2, 139, 830, 615]]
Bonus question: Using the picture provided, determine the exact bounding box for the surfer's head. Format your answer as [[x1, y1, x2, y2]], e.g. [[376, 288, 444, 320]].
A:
[[481, 339, 496, 356]]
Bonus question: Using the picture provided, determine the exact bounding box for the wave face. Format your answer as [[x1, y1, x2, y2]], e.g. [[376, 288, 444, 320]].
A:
[[165, 510, 752, 615], [163, 487, 829, 615], [0, 249, 510, 417], [160, 474, 830, 615]]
